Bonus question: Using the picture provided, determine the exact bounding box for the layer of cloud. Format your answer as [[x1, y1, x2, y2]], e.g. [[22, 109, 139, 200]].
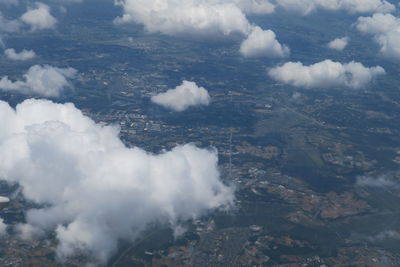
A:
[[0, 65, 77, 97], [356, 13, 400, 59], [151, 80, 211, 111], [268, 60, 385, 89], [114, 0, 288, 57], [20, 2, 57, 31], [0, 99, 234, 263], [276, 0, 395, 15], [4, 48, 36, 61], [327, 37, 349, 51], [240, 26, 290, 58]]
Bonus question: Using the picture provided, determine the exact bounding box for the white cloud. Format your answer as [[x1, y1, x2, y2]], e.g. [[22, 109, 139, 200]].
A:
[[356, 13, 400, 59], [0, 65, 77, 97], [232, 0, 275, 14], [240, 26, 289, 58], [20, 2, 57, 31], [0, 98, 234, 263], [114, 0, 288, 57], [114, 0, 251, 36], [276, 0, 395, 15], [356, 175, 396, 188], [5, 48, 36, 61], [0, 219, 7, 236], [327, 37, 349, 51], [366, 230, 400, 242], [268, 60, 385, 89], [151, 80, 211, 111]]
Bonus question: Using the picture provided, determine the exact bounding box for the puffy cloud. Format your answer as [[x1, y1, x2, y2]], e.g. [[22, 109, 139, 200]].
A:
[[276, 0, 395, 15], [151, 80, 211, 111], [114, 0, 251, 36], [240, 26, 289, 58], [327, 37, 349, 51], [4, 48, 36, 61], [0, 3, 57, 33], [0, 98, 234, 263], [356, 13, 400, 59], [268, 59, 385, 89], [20, 2, 57, 31], [114, 0, 288, 57], [0, 65, 77, 97]]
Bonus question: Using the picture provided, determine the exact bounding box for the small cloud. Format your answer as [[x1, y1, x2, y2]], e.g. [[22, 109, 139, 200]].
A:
[[172, 224, 187, 240], [5, 48, 36, 61], [240, 26, 289, 58], [268, 59, 385, 89], [367, 230, 400, 242], [327, 37, 349, 51], [291, 92, 302, 100], [20, 2, 57, 31], [233, 0, 275, 14], [0, 65, 77, 97], [151, 80, 211, 111], [356, 175, 396, 188], [0, 219, 7, 236]]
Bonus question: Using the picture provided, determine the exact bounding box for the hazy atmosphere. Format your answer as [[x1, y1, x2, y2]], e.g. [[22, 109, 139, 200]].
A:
[[0, 0, 400, 266]]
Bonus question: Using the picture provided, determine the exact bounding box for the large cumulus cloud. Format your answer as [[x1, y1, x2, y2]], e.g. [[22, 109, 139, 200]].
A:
[[151, 80, 211, 111], [0, 65, 77, 97], [0, 99, 234, 263], [114, 0, 288, 58], [268, 59, 385, 89], [114, 0, 251, 35], [356, 13, 400, 59]]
